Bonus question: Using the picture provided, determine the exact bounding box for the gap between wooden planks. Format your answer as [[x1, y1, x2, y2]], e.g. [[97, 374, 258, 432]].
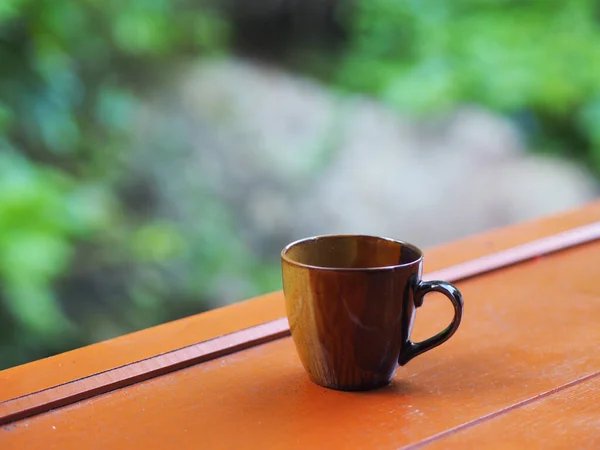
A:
[[399, 370, 600, 450], [1, 221, 599, 426]]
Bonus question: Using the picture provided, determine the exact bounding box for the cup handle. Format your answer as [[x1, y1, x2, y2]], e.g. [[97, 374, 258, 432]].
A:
[[398, 280, 464, 366]]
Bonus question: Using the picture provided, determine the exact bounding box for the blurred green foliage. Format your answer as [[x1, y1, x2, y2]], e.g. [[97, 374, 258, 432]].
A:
[[1, 0, 599, 368], [337, 0, 600, 172], [0, 0, 236, 368], [0, 150, 111, 362]]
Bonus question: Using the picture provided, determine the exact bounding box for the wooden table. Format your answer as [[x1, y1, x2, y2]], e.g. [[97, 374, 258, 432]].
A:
[[2, 202, 600, 449]]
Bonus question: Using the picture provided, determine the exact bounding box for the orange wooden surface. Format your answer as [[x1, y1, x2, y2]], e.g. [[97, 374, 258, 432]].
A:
[[0, 318, 289, 425], [0, 291, 286, 403], [2, 236, 599, 449], [2, 200, 600, 404], [424, 376, 600, 450]]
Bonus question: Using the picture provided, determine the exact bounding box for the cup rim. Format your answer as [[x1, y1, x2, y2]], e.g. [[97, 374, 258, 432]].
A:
[[280, 234, 424, 272]]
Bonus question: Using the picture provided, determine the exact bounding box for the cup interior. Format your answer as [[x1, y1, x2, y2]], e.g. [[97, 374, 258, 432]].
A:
[[282, 235, 422, 270]]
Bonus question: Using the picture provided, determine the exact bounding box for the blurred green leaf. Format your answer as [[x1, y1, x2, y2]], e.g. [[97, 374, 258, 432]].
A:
[[0, 0, 23, 24], [0, 231, 72, 284], [0, 102, 14, 131], [192, 11, 230, 50], [130, 222, 186, 262], [4, 282, 74, 337], [113, 11, 171, 56]]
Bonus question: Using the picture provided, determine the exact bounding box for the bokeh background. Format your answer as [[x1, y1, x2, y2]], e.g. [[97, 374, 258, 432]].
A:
[[1, 0, 599, 369]]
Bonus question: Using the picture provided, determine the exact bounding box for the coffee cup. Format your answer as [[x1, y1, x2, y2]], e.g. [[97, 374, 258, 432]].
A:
[[281, 234, 463, 391]]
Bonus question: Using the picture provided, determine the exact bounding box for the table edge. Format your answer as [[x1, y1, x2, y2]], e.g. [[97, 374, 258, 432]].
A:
[[1, 221, 599, 425], [1, 201, 599, 404]]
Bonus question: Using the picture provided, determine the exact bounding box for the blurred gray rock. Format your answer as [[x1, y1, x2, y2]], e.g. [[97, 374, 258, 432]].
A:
[[131, 57, 598, 300]]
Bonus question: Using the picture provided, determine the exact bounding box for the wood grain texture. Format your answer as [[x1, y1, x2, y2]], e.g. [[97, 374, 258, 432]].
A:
[[0, 291, 287, 403], [2, 201, 599, 403], [0, 318, 289, 426], [418, 375, 600, 450], [2, 239, 599, 449]]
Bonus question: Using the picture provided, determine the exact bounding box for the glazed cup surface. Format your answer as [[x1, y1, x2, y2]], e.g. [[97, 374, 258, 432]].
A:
[[281, 234, 464, 391], [281, 235, 424, 391]]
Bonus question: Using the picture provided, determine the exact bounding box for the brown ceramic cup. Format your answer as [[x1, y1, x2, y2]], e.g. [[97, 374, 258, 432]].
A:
[[281, 234, 463, 391]]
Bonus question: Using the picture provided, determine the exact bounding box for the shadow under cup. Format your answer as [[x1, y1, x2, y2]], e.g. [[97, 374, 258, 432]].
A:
[[281, 235, 463, 391]]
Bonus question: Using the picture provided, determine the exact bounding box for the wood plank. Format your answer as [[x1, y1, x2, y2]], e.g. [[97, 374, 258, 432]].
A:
[[0, 291, 287, 403], [423, 200, 600, 273], [1, 202, 598, 404], [415, 375, 600, 450], [2, 239, 599, 449], [1, 221, 599, 425], [0, 319, 289, 426]]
